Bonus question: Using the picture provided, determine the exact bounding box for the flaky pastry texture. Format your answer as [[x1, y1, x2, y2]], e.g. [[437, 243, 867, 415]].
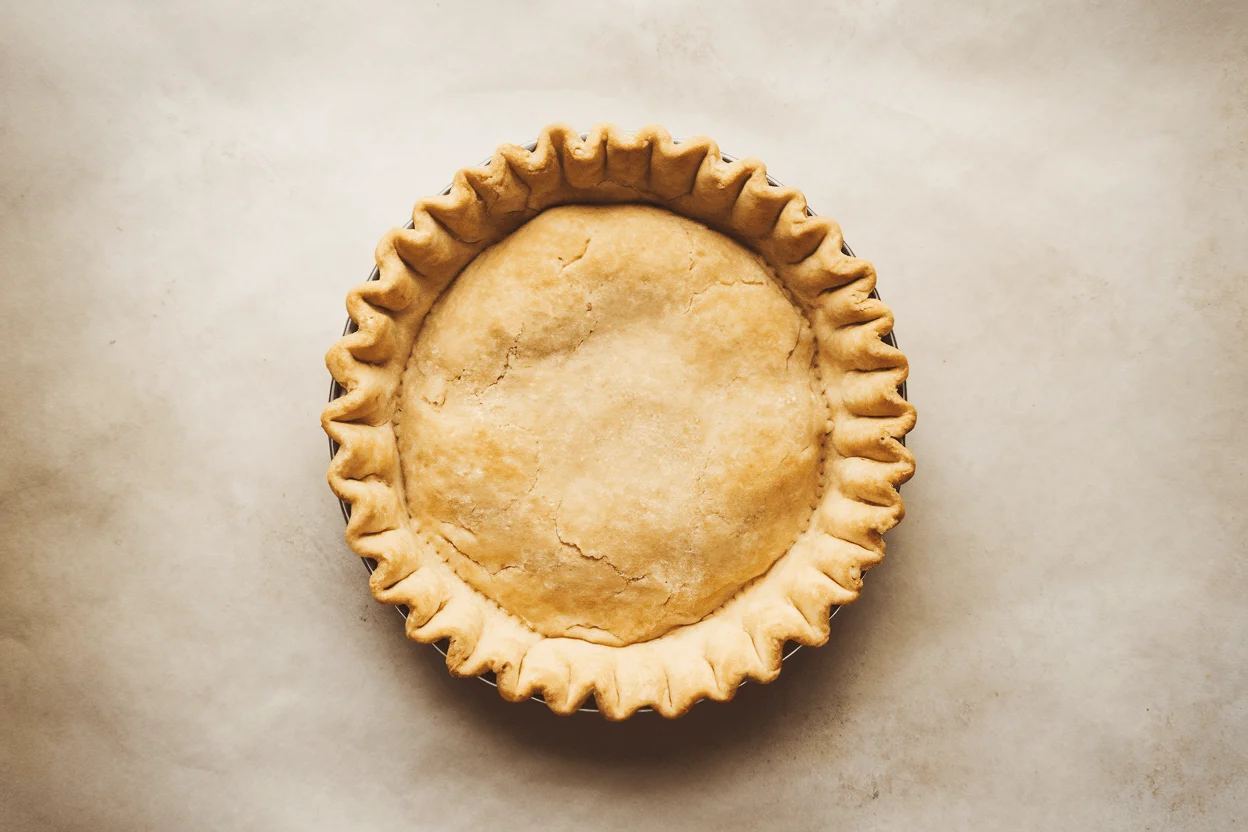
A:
[[323, 123, 916, 719]]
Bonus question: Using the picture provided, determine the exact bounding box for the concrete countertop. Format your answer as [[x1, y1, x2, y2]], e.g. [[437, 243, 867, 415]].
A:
[[2, 1, 1245, 829]]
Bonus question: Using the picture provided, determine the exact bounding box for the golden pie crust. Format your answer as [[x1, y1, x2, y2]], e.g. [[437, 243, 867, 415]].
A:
[[323, 123, 916, 719]]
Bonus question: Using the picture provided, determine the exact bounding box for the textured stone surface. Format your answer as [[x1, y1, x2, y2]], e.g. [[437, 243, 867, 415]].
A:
[[1, 1, 1245, 829]]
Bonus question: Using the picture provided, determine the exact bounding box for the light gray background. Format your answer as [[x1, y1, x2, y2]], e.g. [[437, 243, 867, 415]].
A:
[[2, 1, 1245, 829]]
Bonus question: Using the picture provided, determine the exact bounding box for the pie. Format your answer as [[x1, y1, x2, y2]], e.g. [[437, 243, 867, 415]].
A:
[[323, 123, 916, 719]]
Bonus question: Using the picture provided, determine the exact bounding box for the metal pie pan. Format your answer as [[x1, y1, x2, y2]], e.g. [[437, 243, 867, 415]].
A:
[[327, 133, 906, 714]]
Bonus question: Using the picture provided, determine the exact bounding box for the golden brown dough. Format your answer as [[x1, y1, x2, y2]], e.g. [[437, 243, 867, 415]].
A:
[[398, 204, 824, 645], [322, 123, 916, 719]]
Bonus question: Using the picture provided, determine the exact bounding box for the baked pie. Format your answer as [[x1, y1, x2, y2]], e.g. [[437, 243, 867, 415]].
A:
[[323, 124, 915, 718]]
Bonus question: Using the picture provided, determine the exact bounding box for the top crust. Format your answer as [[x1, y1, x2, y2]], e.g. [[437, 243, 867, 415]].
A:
[[323, 123, 916, 719], [398, 204, 825, 646]]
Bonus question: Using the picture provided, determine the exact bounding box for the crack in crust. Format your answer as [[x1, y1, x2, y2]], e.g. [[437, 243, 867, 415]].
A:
[[323, 122, 916, 720], [552, 503, 635, 581]]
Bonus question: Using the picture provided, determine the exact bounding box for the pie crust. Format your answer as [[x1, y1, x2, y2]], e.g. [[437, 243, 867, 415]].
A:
[[323, 123, 916, 719]]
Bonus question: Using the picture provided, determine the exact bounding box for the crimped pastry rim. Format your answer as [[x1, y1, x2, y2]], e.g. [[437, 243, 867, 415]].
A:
[[325, 140, 897, 715], [322, 124, 916, 719]]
